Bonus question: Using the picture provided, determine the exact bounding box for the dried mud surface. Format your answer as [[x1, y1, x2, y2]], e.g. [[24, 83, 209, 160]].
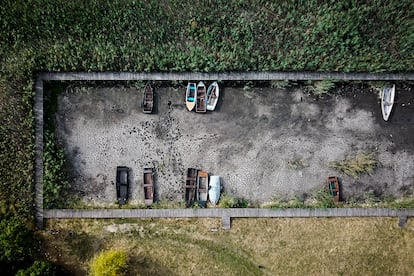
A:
[[55, 83, 414, 206]]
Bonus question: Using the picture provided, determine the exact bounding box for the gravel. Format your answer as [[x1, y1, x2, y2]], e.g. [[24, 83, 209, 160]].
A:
[[55, 83, 414, 206]]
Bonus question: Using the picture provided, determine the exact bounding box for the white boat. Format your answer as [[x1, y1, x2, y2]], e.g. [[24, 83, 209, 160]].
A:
[[208, 175, 220, 205], [206, 81, 219, 111], [185, 82, 196, 111], [381, 84, 395, 121]]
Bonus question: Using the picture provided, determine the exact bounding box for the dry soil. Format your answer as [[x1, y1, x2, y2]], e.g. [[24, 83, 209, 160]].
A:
[[54, 82, 414, 206]]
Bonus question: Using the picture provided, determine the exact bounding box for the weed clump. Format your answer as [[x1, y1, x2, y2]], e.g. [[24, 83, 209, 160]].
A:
[[306, 80, 336, 96], [329, 153, 378, 179]]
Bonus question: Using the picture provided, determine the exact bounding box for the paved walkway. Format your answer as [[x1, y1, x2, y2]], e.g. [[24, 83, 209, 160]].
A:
[[34, 78, 44, 229], [39, 71, 414, 81], [44, 208, 414, 229]]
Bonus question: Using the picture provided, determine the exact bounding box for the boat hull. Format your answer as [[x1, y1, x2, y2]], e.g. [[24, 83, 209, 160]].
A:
[[208, 175, 220, 205], [196, 81, 207, 113], [206, 81, 219, 111], [185, 168, 198, 207], [142, 83, 154, 114], [197, 171, 208, 207], [186, 83, 196, 111], [381, 84, 395, 121], [327, 176, 340, 202], [143, 168, 154, 206]]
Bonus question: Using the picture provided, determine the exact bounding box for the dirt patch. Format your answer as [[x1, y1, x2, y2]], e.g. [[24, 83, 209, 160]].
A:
[[54, 83, 414, 206]]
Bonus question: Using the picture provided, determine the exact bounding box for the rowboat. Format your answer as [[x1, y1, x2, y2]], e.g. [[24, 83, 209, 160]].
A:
[[195, 81, 207, 113], [206, 81, 219, 111], [208, 175, 220, 205], [197, 171, 208, 207], [116, 166, 129, 205], [381, 84, 395, 121], [185, 168, 198, 207], [143, 168, 154, 206], [142, 83, 154, 114], [327, 176, 340, 202], [185, 82, 196, 111]]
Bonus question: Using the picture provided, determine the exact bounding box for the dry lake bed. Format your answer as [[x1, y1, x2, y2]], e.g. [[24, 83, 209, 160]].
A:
[[53, 82, 414, 206]]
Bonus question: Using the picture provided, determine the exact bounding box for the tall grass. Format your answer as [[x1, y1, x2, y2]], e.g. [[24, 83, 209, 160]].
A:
[[329, 152, 378, 179]]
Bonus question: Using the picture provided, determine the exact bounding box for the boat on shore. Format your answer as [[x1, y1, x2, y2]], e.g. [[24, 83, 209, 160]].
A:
[[185, 82, 196, 111], [327, 176, 340, 202], [195, 81, 207, 113], [185, 168, 198, 207], [143, 168, 154, 206], [197, 171, 209, 207], [208, 175, 220, 205], [142, 83, 154, 114], [206, 81, 219, 111], [381, 84, 395, 121]]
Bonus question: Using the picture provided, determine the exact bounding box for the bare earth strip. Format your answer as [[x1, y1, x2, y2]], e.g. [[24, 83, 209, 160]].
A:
[[55, 84, 414, 206]]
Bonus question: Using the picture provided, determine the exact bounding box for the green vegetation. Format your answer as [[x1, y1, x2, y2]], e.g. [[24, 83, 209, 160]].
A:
[[1, 1, 413, 73], [40, 218, 414, 275], [305, 80, 337, 96], [329, 152, 379, 179], [0, 217, 33, 264], [219, 193, 249, 208], [90, 250, 127, 276], [287, 159, 309, 170], [0, 0, 413, 274], [43, 131, 69, 208], [16, 261, 57, 276], [263, 188, 336, 209]]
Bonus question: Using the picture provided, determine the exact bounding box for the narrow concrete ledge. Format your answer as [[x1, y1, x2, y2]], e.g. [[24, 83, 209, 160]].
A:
[[44, 208, 414, 219], [38, 71, 414, 81], [34, 78, 44, 229]]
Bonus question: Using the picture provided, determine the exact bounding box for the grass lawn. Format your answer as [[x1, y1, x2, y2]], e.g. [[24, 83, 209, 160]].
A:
[[39, 217, 414, 275]]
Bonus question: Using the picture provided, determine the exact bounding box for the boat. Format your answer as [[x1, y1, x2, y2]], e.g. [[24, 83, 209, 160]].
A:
[[142, 83, 154, 114], [208, 175, 221, 205], [185, 82, 196, 111], [195, 81, 207, 113], [116, 166, 129, 205], [381, 84, 395, 121], [185, 168, 198, 207], [197, 171, 209, 207], [143, 168, 154, 206], [206, 81, 220, 111], [327, 176, 340, 202]]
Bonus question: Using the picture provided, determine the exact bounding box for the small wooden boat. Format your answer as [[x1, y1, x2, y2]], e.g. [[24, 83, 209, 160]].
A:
[[206, 81, 219, 111], [142, 83, 154, 114], [195, 81, 207, 113], [185, 168, 198, 207], [116, 166, 129, 205], [143, 168, 154, 206], [327, 176, 340, 202], [208, 175, 220, 205], [381, 84, 395, 121], [185, 82, 196, 111], [197, 171, 208, 207]]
